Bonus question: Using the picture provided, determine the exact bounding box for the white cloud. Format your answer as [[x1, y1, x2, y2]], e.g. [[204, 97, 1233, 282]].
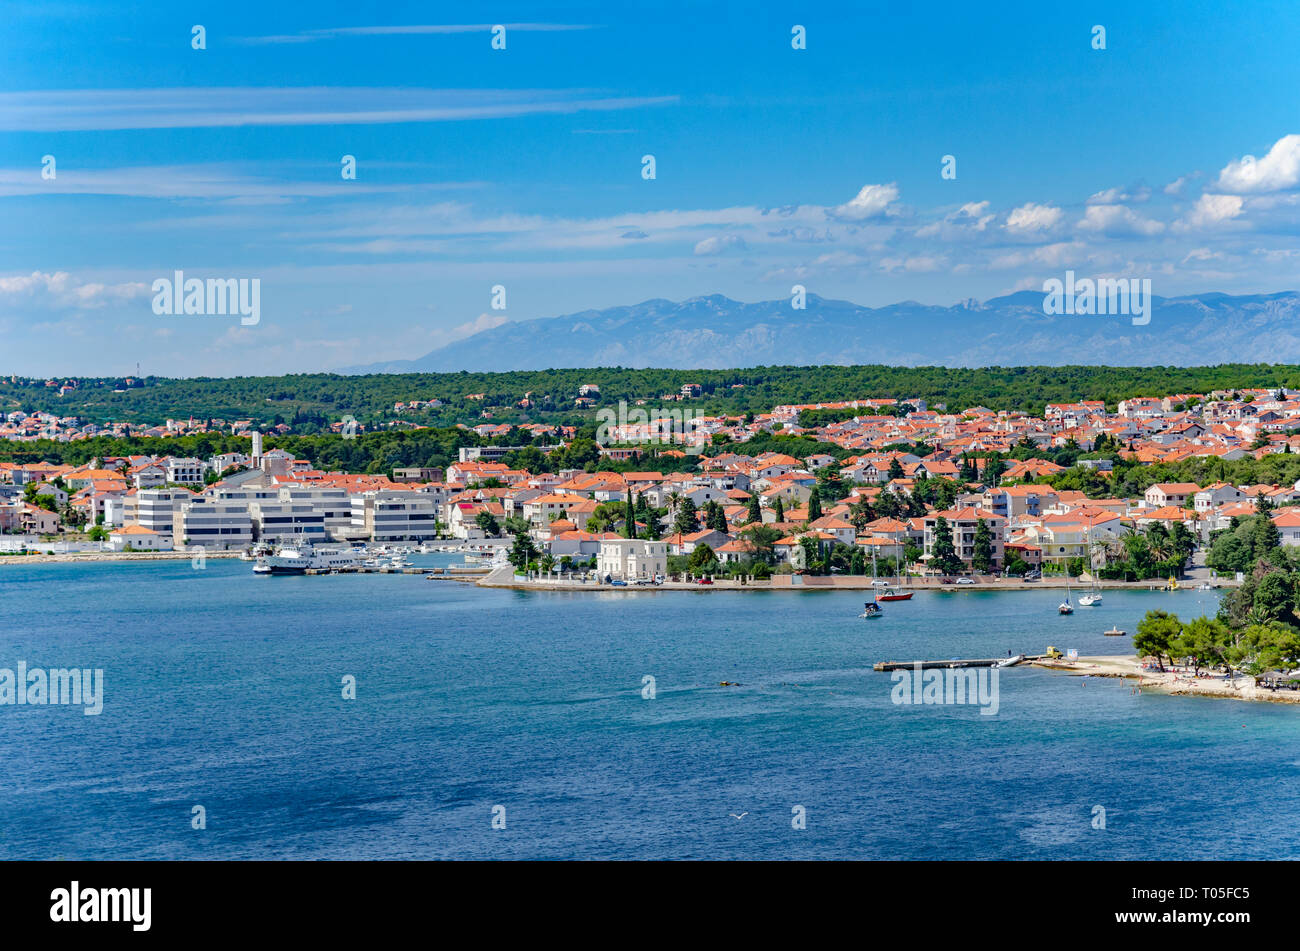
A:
[[1076, 204, 1165, 236], [832, 183, 900, 220], [990, 242, 1088, 270], [1004, 202, 1063, 234], [0, 271, 149, 309], [0, 164, 477, 201], [914, 200, 994, 238], [1216, 134, 1300, 193], [448, 312, 509, 340], [1086, 185, 1150, 204], [0, 87, 677, 132], [693, 234, 747, 255], [1177, 193, 1246, 230], [878, 255, 944, 273], [237, 24, 593, 45]]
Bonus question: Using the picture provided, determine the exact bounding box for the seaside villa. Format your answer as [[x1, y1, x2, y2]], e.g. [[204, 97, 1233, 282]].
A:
[[597, 538, 667, 581]]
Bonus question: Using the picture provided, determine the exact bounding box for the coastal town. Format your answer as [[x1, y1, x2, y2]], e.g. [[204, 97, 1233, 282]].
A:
[[5, 384, 1300, 587]]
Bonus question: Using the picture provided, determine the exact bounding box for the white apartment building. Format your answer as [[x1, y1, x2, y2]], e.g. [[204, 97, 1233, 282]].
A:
[[597, 538, 667, 581], [209, 452, 249, 476], [278, 487, 355, 540], [174, 500, 254, 549], [125, 487, 195, 540], [248, 500, 327, 544], [165, 457, 207, 485], [351, 491, 441, 542]]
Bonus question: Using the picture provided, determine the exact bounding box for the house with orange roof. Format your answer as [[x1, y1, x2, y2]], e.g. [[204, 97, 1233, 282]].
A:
[[108, 524, 171, 551], [808, 515, 856, 546], [21, 502, 61, 534], [714, 536, 759, 565], [1269, 508, 1300, 547], [1133, 506, 1200, 530], [522, 493, 580, 528], [547, 529, 617, 559], [663, 528, 733, 557], [1142, 483, 1200, 508], [982, 484, 1058, 519]]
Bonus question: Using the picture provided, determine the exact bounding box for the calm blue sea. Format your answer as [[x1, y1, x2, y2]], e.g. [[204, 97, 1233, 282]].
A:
[[2, 559, 1298, 860]]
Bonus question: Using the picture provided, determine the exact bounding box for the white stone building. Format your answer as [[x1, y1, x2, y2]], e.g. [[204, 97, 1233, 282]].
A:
[[597, 538, 667, 581]]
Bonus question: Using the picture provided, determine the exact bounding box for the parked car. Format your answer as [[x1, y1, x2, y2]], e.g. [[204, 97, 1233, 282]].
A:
[[1021, 575, 1039, 583], [955, 577, 975, 585], [609, 579, 628, 587], [697, 577, 714, 585]]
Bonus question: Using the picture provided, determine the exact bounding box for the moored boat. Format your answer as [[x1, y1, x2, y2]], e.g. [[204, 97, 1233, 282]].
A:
[[877, 587, 913, 601], [1059, 581, 1074, 614], [256, 542, 364, 574]]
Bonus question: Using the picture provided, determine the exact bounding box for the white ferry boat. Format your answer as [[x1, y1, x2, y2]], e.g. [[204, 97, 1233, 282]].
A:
[[255, 543, 363, 575]]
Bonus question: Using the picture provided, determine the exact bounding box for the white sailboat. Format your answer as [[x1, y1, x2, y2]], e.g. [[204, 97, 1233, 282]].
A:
[[1058, 580, 1074, 615]]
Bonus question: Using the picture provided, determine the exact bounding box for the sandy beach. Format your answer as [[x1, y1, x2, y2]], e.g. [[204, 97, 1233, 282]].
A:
[[1032, 654, 1300, 704]]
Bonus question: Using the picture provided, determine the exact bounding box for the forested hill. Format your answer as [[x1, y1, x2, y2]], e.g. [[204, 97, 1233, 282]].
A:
[[4, 364, 1300, 430]]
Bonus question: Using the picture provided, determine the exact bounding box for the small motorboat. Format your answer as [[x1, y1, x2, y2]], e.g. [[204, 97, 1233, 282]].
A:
[[995, 654, 1025, 668], [859, 600, 884, 619], [1104, 626, 1127, 636], [877, 587, 914, 602], [252, 560, 273, 575]]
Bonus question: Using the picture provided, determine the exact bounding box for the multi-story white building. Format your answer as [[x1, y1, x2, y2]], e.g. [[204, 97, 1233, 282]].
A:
[[922, 507, 1007, 571], [277, 486, 355, 540], [248, 500, 327, 544], [165, 457, 207, 486], [125, 487, 195, 540], [350, 491, 441, 542], [597, 538, 667, 581], [174, 500, 253, 550]]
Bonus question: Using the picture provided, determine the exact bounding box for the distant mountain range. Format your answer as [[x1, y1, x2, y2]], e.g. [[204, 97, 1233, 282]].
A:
[[340, 290, 1300, 373]]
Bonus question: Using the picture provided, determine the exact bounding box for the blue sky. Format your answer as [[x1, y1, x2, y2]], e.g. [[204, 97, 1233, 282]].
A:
[[2, 0, 1299, 376]]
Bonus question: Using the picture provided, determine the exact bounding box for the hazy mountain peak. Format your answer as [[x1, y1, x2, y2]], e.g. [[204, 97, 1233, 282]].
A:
[[340, 290, 1300, 373]]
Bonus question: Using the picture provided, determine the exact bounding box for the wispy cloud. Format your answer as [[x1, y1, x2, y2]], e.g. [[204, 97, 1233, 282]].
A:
[[0, 87, 676, 132], [235, 23, 594, 45], [0, 164, 483, 201]]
